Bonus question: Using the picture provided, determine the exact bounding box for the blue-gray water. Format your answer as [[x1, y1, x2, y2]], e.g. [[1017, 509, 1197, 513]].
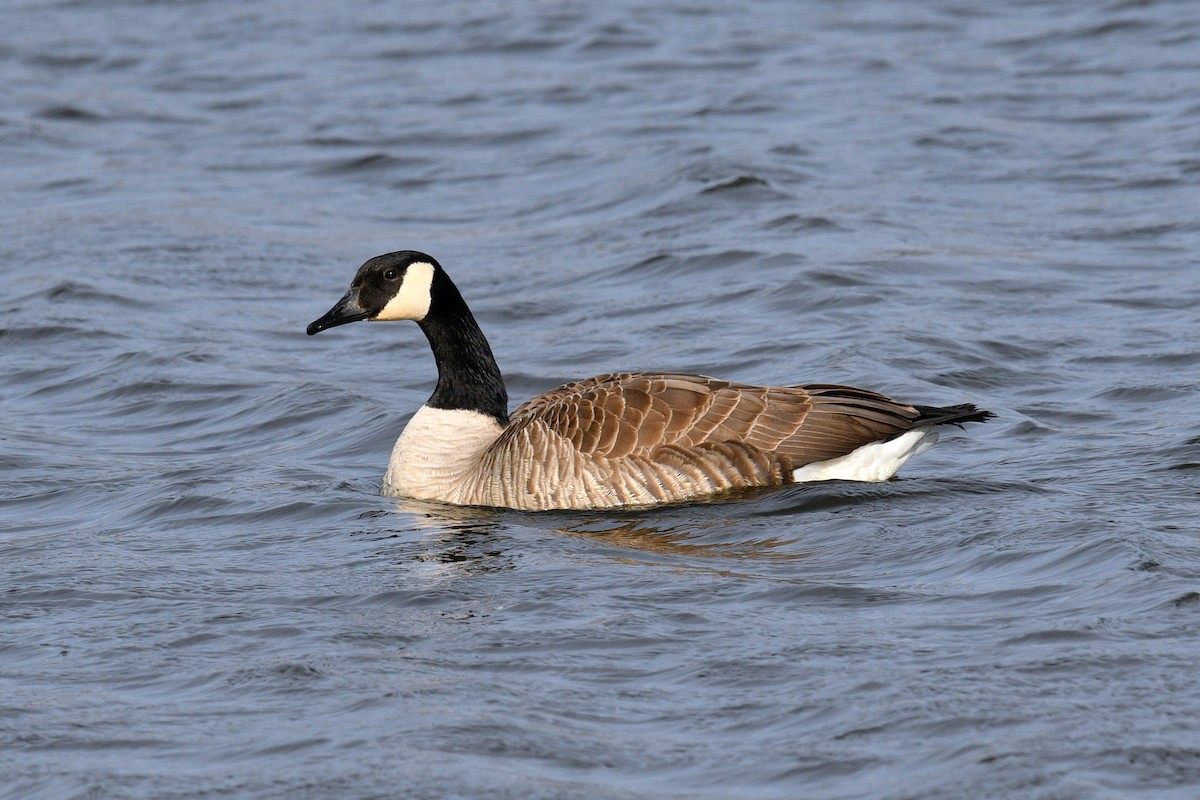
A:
[[3, 1, 1199, 798]]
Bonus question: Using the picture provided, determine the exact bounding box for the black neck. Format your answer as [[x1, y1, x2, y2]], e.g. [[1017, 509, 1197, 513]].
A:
[[416, 269, 508, 424]]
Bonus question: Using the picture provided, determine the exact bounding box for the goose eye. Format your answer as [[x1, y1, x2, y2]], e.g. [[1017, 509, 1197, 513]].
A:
[[384, 268, 399, 281]]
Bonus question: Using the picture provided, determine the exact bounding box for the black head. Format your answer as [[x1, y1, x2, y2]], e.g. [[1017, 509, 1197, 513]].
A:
[[307, 251, 442, 336]]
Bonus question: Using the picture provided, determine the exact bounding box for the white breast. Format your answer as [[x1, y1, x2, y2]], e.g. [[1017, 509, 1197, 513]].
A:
[[382, 405, 505, 503], [790, 428, 938, 482]]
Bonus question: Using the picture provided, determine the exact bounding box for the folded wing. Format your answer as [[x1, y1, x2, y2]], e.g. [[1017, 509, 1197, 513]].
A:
[[506, 373, 919, 461]]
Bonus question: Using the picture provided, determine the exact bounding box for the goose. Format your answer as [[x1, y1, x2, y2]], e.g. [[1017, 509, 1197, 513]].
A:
[[307, 251, 992, 511]]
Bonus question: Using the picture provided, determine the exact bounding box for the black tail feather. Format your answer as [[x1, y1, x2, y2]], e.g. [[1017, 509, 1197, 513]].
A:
[[912, 403, 995, 427]]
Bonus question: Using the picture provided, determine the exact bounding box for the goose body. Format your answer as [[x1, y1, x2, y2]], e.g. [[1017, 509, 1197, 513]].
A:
[[308, 251, 992, 511]]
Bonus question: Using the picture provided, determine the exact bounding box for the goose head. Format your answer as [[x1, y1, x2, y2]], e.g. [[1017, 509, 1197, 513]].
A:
[[307, 251, 439, 335]]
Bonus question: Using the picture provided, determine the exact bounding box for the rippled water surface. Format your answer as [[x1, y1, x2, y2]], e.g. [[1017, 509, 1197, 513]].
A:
[[3, 1, 1200, 798]]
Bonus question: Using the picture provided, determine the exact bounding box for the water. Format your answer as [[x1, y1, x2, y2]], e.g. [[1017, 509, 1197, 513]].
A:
[[2, 0, 1199, 797]]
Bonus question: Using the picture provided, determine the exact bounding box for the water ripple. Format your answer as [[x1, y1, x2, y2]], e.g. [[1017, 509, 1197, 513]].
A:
[[2, 0, 1199, 798]]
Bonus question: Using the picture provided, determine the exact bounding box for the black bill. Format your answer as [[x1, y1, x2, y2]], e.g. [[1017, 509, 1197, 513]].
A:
[[306, 288, 370, 335]]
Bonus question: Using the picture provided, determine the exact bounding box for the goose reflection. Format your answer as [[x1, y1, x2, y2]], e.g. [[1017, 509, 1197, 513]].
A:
[[554, 516, 810, 562], [374, 490, 815, 578]]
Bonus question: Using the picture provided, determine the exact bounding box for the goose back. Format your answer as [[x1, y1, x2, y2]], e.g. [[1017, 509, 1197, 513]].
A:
[[451, 373, 928, 510]]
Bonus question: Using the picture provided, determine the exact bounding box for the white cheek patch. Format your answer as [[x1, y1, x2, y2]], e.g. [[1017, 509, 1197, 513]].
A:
[[374, 261, 435, 321]]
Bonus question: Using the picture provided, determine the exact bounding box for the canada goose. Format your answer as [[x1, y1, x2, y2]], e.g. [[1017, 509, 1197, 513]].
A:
[[307, 251, 992, 511]]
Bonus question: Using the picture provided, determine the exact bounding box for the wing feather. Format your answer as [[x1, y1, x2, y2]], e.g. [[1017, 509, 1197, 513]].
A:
[[500, 373, 922, 466]]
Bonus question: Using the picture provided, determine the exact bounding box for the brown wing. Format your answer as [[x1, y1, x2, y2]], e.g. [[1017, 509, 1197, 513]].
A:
[[504, 373, 922, 468], [779, 384, 923, 462]]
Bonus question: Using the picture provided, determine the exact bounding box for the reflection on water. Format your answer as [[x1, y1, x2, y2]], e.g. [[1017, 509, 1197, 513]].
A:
[[554, 516, 810, 561], [390, 493, 814, 562], [358, 499, 516, 576]]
